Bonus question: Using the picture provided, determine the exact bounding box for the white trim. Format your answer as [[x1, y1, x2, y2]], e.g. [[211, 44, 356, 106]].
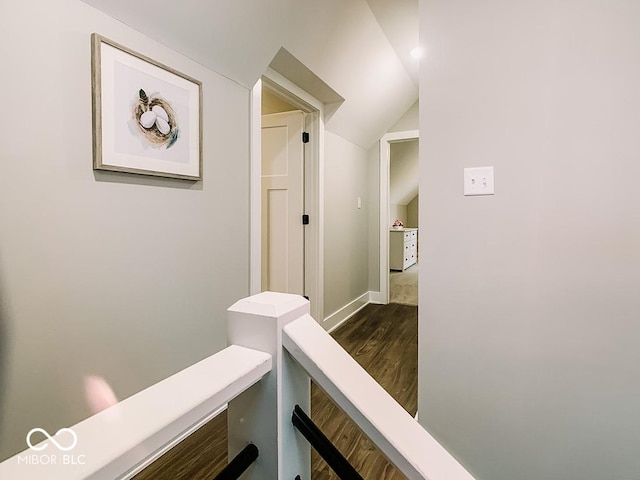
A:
[[249, 80, 262, 295], [379, 130, 419, 305], [301, 108, 324, 325], [263, 68, 324, 112], [250, 69, 325, 322], [324, 291, 371, 333], [368, 290, 385, 304]]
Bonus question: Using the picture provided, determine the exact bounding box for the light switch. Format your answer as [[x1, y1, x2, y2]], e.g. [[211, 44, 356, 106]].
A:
[[464, 167, 495, 196], [357, 197, 362, 209]]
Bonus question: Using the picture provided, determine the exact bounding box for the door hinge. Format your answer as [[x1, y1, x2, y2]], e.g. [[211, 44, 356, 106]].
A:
[[302, 132, 310, 143], [302, 214, 309, 225]]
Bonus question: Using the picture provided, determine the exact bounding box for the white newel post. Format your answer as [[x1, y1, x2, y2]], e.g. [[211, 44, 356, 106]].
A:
[[227, 292, 311, 480]]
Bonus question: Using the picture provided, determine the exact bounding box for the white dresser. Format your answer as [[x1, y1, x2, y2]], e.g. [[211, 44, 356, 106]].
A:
[[389, 228, 418, 271]]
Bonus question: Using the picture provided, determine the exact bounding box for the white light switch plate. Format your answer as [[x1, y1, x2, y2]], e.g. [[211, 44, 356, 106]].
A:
[[464, 166, 495, 196]]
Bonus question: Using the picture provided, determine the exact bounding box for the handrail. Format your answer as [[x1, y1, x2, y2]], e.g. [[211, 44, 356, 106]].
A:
[[0, 345, 271, 480], [0, 292, 476, 480], [283, 313, 476, 480], [292, 405, 363, 480]]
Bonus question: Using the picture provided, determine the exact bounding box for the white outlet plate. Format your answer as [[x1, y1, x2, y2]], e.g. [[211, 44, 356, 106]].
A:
[[464, 166, 495, 196]]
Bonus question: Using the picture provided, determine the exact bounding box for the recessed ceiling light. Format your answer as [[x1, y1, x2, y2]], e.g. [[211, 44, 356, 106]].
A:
[[410, 47, 423, 60]]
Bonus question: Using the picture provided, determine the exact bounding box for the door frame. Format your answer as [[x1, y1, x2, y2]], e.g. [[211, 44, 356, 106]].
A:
[[378, 129, 420, 304], [250, 68, 325, 322]]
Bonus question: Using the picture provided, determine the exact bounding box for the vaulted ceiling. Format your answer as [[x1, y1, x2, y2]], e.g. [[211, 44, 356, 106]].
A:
[[365, 0, 419, 86], [81, 0, 419, 149]]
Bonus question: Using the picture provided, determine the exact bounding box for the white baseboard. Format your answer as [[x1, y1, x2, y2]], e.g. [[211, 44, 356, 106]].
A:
[[323, 291, 372, 333], [368, 290, 386, 305]]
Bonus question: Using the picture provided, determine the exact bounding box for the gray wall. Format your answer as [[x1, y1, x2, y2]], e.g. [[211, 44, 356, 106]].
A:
[[406, 195, 418, 229], [324, 132, 370, 317], [0, 0, 250, 460], [390, 204, 408, 227], [419, 1, 640, 480], [390, 140, 419, 207]]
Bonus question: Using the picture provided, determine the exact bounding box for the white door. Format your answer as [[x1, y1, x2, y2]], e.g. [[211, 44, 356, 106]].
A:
[[261, 110, 305, 295]]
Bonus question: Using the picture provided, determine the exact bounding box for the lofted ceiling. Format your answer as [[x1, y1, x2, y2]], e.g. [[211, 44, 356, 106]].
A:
[[365, 0, 419, 86], [81, 0, 419, 149]]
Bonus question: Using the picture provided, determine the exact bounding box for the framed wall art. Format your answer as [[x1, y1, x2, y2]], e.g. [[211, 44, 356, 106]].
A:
[[91, 33, 203, 180]]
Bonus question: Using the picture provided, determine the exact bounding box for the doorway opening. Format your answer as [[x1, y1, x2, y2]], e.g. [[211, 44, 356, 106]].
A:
[[378, 130, 420, 304], [250, 70, 325, 322]]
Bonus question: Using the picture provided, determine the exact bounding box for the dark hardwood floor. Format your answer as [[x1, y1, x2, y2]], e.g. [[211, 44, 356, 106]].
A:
[[134, 303, 417, 480]]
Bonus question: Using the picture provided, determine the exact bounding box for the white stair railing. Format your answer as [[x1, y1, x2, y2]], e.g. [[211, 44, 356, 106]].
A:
[[0, 291, 476, 480], [0, 345, 271, 479]]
